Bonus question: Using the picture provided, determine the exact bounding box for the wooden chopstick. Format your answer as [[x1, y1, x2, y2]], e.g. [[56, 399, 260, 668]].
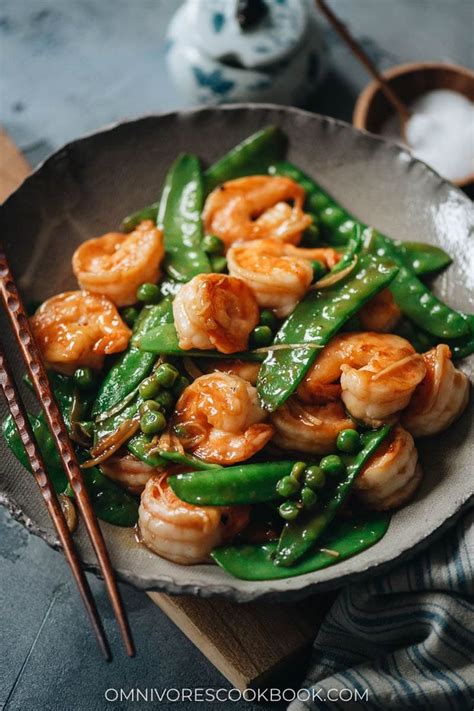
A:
[[0, 244, 135, 657], [0, 340, 111, 659]]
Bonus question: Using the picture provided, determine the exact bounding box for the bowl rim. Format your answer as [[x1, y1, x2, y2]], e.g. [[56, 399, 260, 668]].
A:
[[352, 61, 474, 188], [1, 103, 473, 601]]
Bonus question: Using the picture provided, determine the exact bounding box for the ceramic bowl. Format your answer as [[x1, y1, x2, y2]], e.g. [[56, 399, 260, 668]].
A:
[[0, 105, 473, 602], [353, 61, 474, 188]]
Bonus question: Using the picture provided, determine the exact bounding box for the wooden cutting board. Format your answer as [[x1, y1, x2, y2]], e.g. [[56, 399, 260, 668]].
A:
[[0, 127, 335, 690]]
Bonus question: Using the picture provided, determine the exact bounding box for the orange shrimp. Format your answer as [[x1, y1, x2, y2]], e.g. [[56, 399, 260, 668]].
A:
[[301, 332, 426, 425], [270, 398, 355, 455], [72, 220, 164, 306], [402, 344, 469, 437], [139, 474, 249, 564], [354, 425, 422, 510], [172, 274, 259, 354], [100, 453, 163, 495], [202, 175, 312, 249], [173, 372, 273, 464], [227, 239, 339, 317], [30, 291, 130, 374], [358, 290, 401, 332]]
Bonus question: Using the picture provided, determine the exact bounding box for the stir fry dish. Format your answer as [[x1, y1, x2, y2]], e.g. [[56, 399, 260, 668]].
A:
[[4, 127, 472, 580]]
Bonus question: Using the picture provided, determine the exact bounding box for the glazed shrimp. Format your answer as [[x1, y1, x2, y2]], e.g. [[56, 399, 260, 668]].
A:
[[72, 220, 164, 306], [227, 239, 339, 317], [206, 359, 261, 385], [354, 426, 422, 510], [300, 332, 426, 425], [173, 372, 273, 464], [139, 475, 249, 564], [173, 274, 259, 354], [270, 398, 355, 455], [358, 289, 401, 332], [402, 344, 469, 437], [100, 452, 162, 495], [30, 291, 131, 374], [202, 176, 312, 249]]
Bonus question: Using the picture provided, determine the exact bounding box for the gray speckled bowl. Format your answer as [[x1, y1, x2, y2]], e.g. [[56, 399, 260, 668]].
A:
[[0, 105, 473, 602]]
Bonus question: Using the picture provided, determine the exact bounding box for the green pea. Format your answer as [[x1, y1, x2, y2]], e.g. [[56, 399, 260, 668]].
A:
[[155, 363, 179, 388], [154, 390, 175, 412], [336, 428, 361, 454], [202, 234, 225, 255], [311, 192, 331, 212], [210, 255, 228, 273], [276, 475, 300, 498], [320, 454, 346, 477], [73, 367, 97, 390], [301, 486, 318, 509], [137, 282, 161, 304], [140, 410, 167, 435], [259, 309, 279, 332], [290, 461, 307, 482], [336, 219, 356, 241], [139, 375, 161, 399], [250, 325, 273, 349], [304, 465, 326, 491], [121, 306, 139, 327], [320, 205, 346, 229], [278, 500, 300, 521], [139, 400, 163, 416], [312, 260, 327, 282], [172, 375, 190, 398]]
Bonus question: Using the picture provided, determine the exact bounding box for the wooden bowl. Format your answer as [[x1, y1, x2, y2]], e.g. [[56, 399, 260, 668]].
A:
[[353, 61, 474, 188]]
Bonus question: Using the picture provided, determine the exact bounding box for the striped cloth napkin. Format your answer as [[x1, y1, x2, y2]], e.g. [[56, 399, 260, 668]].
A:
[[289, 507, 473, 711]]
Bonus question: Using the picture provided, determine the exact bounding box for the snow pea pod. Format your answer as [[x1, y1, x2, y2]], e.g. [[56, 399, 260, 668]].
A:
[[158, 154, 211, 282], [78, 463, 138, 527], [389, 240, 452, 276], [257, 254, 399, 411], [2, 413, 138, 526], [169, 461, 298, 506], [122, 201, 160, 232], [212, 513, 391, 580], [275, 426, 392, 567], [272, 162, 452, 277], [272, 161, 467, 339], [137, 322, 264, 361], [2, 413, 68, 493], [396, 315, 474, 360], [373, 235, 469, 339], [204, 126, 287, 194], [92, 298, 173, 416]]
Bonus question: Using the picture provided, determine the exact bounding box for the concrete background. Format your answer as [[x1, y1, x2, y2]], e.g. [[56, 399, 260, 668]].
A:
[[0, 1, 473, 709]]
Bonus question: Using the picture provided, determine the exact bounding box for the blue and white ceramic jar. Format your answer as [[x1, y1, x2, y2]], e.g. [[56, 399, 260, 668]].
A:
[[165, 0, 326, 106]]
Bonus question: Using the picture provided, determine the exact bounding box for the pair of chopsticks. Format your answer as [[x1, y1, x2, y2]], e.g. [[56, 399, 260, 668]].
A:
[[0, 244, 134, 660]]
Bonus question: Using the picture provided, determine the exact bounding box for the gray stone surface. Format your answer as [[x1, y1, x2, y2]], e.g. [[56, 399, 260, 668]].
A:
[[0, 1, 472, 709]]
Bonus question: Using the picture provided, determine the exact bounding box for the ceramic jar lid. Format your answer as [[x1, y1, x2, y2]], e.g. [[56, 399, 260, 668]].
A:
[[186, 0, 308, 70]]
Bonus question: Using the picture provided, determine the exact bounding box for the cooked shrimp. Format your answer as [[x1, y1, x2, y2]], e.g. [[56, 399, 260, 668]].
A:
[[300, 332, 426, 425], [173, 274, 259, 354], [202, 175, 312, 249], [270, 398, 355, 455], [173, 372, 273, 464], [72, 220, 164, 306], [358, 290, 401, 332], [30, 291, 131, 374], [354, 426, 422, 510], [139, 474, 249, 564], [100, 452, 161, 494], [206, 359, 261, 385], [402, 344, 469, 437], [227, 239, 339, 317]]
